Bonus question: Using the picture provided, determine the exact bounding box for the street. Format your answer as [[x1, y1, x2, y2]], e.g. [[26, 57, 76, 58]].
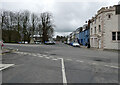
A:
[[2, 43, 118, 84]]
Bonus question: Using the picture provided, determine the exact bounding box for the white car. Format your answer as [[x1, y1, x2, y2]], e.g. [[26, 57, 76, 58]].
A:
[[72, 42, 80, 47]]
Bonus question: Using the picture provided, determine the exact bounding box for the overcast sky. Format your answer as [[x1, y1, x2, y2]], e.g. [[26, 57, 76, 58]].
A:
[[0, 0, 119, 37]]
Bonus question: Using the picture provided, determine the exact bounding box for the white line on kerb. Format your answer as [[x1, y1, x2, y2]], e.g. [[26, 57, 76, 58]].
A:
[[60, 58, 67, 85]]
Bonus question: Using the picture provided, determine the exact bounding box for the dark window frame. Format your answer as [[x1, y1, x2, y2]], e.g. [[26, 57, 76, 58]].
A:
[[112, 32, 116, 40], [94, 27, 96, 34], [116, 5, 120, 15], [99, 25, 101, 32], [108, 14, 111, 19], [117, 32, 120, 40]]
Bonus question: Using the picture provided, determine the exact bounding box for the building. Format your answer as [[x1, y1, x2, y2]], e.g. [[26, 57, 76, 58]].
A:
[[90, 5, 120, 50], [79, 24, 90, 47], [75, 27, 80, 43], [67, 24, 90, 47]]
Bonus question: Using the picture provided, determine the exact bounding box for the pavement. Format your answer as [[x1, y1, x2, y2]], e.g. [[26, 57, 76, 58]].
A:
[[1, 43, 119, 84], [0, 48, 15, 71], [1, 49, 11, 54]]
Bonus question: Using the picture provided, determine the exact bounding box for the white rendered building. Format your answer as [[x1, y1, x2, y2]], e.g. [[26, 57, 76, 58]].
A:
[[90, 5, 120, 50]]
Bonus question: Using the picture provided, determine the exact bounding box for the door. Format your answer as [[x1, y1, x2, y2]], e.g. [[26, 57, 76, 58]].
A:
[[99, 40, 101, 48]]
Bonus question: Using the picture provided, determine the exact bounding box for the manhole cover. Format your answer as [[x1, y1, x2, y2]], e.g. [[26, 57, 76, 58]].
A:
[[50, 54, 56, 55]]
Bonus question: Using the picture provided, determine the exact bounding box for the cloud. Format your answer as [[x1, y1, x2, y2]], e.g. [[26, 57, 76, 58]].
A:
[[53, 2, 110, 32], [0, 0, 119, 37]]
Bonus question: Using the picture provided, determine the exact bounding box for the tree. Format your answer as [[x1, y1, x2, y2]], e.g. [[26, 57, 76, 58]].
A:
[[1, 10, 55, 43], [30, 13, 39, 43], [40, 12, 54, 43], [21, 11, 30, 43]]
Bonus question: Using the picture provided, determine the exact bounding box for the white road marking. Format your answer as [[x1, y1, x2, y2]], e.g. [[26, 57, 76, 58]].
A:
[[49, 56, 54, 58], [0, 64, 14, 71], [52, 59, 58, 61], [60, 58, 67, 84], [92, 63, 98, 65], [45, 57, 50, 59], [104, 65, 118, 69], [38, 56, 43, 58], [109, 66, 119, 69], [42, 55, 47, 57], [31, 54, 37, 56], [23, 53, 27, 55], [37, 54, 42, 56], [57, 57, 63, 59], [76, 60, 84, 63], [14, 51, 119, 69], [66, 59, 72, 61]]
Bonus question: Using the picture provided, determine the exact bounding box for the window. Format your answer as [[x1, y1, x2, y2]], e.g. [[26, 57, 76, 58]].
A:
[[116, 5, 120, 15], [94, 19, 96, 24], [108, 14, 111, 19], [91, 28, 92, 34], [99, 25, 101, 32], [112, 32, 116, 40], [99, 16, 101, 22], [94, 27, 96, 34], [117, 32, 120, 40]]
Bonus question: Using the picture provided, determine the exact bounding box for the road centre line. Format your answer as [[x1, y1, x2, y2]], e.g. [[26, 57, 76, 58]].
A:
[[14, 51, 119, 69], [38, 56, 43, 58], [42, 55, 47, 57], [31, 54, 37, 56], [109, 66, 119, 69], [104, 65, 118, 69], [92, 63, 98, 65], [76, 60, 84, 63], [45, 57, 50, 59], [37, 54, 42, 56], [60, 58, 67, 84], [52, 59, 58, 61], [49, 56, 54, 58], [66, 59, 72, 61]]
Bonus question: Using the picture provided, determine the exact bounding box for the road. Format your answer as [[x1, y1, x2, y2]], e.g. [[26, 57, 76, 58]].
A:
[[2, 43, 119, 84]]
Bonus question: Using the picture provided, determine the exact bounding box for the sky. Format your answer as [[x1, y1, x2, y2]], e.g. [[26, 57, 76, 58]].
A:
[[0, 0, 119, 37]]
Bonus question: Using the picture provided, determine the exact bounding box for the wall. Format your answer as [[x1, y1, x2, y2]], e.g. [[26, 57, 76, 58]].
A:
[[103, 9, 119, 50]]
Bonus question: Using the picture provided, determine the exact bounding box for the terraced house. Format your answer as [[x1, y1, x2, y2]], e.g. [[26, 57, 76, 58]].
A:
[[79, 24, 90, 47], [90, 4, 120, 50]]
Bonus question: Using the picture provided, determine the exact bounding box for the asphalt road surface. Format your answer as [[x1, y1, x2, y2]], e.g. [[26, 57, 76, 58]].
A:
[[2, 43, 119, 84]]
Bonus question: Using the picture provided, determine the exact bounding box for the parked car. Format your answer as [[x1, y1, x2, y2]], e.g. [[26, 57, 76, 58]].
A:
[[35, 41, 41, 44], [45, 41, 55, 45], [69, 42, 73, 46], [72, 42, 80, 47]]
